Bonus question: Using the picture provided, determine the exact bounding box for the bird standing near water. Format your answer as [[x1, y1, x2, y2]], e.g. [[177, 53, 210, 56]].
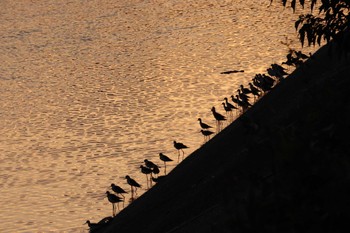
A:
[[106, 191, 123, 216], [159, 153, 173, 175], [84, 220, 101, 232], [198, 118, 213, 130], [200, 129, 214, 142], [173, 140, 189, 162], [248, 82, 260, 102], [140, 165, 153, 189], [125, 175, 141, 197], [211, 106, 226, 132], [111, 183, 128, 198]]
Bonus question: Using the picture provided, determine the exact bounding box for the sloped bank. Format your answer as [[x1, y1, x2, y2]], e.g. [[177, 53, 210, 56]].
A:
[[96, 42, 350, 233]]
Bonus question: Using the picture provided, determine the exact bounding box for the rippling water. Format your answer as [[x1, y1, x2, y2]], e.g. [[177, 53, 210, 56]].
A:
[[0, 0, 316, 232]]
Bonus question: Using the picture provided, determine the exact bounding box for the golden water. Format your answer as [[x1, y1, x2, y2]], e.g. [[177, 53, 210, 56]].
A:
[[0, 0, 316, 232]]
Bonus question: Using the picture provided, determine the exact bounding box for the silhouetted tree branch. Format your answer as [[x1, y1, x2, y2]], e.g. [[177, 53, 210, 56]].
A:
[[271, 0, 350, 55]]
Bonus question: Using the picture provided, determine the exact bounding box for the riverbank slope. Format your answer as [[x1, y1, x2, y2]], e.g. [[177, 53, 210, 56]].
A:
[[96, 42, 350, 233]]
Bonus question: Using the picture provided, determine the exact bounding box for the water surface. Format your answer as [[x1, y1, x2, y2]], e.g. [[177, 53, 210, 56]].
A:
[[0, 0, 315, 232]]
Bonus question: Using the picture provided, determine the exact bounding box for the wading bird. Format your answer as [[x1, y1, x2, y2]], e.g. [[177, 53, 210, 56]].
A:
[[140, 165, 153, 189], [125, 175, 141, 197], [200, 129, 214, 142], [211, 106, 226, 132], [111, 183, 128, 198], [173, 140, 189, 162], [106, 191, 123, 216], [198, 118, 213, 130], [159, 153, 173, 175]]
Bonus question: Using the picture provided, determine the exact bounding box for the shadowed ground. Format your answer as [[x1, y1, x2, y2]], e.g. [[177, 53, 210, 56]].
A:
[[94, 41, 350, 233]]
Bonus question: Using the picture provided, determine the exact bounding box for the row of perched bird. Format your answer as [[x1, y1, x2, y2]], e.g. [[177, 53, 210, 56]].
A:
[[85, 140, 190, 231], [85, 55, 311, 231], [198, 62, 294, 142]]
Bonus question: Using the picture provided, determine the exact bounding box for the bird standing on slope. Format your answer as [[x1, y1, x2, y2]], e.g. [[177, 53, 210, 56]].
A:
[[159, 153, 173, 175], [111, 183, 128, 198], [200, 129, 214, 142], [173, 140, 189, 162], [140, 165, 153, 189], [125, 175, 141, 198], [105, 191, 123, 216], [211, 106, 226, 132], [198, 118, 213, 130]]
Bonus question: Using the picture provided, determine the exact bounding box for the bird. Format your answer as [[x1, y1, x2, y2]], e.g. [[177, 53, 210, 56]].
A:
[[140, 165, 152, 188], [144, 159, 161, 178], [200, 129, 214, 142], [198, 118, 213, 130], [211, 106, 226, 132], [248, 82, 260, 101], [152, 165, 160, 177], [222, 102, 234, 118], [111, 183, 128, 198], [173, 140, 189, 162], [106, 191, 123, 216], [240, 84, 252, 95], [125, 175, 141, 196], [84, 220, 102, 232], [224, 97, 237, 110], [144, 159, 158, 169], [159, 153, 173, 174], [151, 175, 167, 183], [84, 217, 113, 232]]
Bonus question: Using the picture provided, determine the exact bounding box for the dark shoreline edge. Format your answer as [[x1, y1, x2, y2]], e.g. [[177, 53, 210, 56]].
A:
[[95, 42, 350, 233]]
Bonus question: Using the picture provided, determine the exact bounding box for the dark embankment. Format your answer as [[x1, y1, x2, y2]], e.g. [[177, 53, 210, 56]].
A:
[[96, 43, 350, 233]]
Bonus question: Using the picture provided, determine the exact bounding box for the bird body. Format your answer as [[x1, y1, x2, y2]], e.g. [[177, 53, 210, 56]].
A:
[[211, 107, 226, 121], [152, 175, 167, 183], [198, 118, 213, 129], [111, 183, 127, 197], [211, 106, 226, 132], [140, 165, 152, 174], [125, 175, 141, 188], [159, 153, 172, 175], [200, 129, 214, 142], [84, 220, 103, 232], [173, 141, 189, 150], [106, 191, 123, 216], [249, 82, 260, 100], [144, 159, 158, 169], [224, 97, 237, 110], [240, 84, 252, 95], [159, 153, 173, 162], [174, 141, 189, 162]]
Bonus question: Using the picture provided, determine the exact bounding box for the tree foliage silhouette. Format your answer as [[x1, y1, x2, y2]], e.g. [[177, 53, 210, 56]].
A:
[[272, 0, 350, 54]]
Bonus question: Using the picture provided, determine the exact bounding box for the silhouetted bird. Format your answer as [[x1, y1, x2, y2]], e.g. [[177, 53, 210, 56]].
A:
[[140, 165, 152, 188], [211, 106, 226, 132], [248, 82, 260, 101], [111, 183, 127, 198], [152, 165, 160, 177], [224, 97, 237, 110], [151, 175, 167, 183], [198, 118, 213, 129], [106, 191, 123, 216], [125, 175, 141, 195], [174, 140, 189, 162], [240, 84, 252, 95], [84, 217, 113, 232], [144, 159, 158, 169], [222, 102, 233, 117], [159, 153, 173, 174], [84, 220, 101, 232], [200, 129, 214, 142]]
